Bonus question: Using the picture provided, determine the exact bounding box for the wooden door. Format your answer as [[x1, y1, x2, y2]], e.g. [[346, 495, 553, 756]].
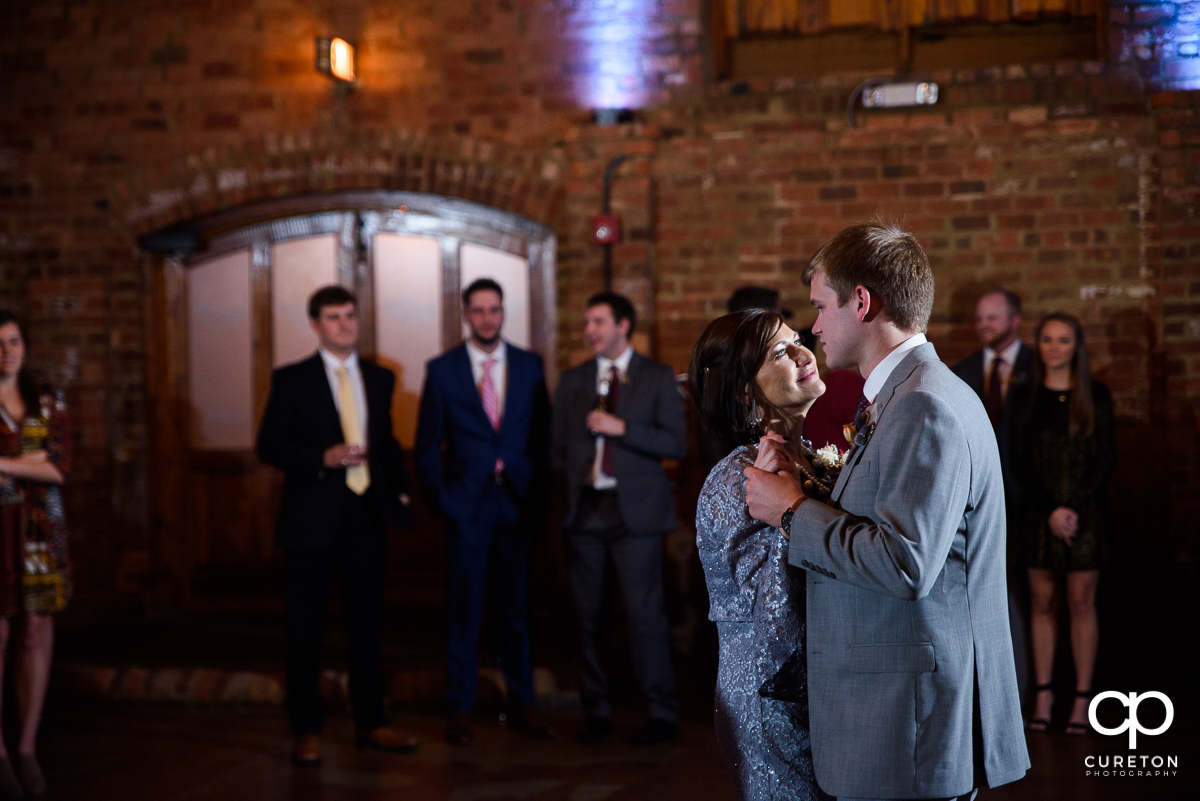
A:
[[145, 193, 557, 611]]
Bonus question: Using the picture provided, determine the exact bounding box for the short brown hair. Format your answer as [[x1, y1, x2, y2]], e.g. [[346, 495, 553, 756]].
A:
[[802, 222, 934, 333], [587, 292, 637, 336], [308, 285, 357, 319]]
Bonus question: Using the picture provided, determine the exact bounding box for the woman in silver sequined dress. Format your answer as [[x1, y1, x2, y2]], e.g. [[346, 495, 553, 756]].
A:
[[689, 310, 834, 801]]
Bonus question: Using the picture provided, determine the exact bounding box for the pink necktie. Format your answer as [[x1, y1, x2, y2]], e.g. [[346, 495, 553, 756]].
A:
[[481, 359, 501, 431]]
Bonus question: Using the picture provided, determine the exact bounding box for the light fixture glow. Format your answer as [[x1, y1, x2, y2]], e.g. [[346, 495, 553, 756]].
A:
[[316, 37, 355, 83], [861, 82, 938, 108]]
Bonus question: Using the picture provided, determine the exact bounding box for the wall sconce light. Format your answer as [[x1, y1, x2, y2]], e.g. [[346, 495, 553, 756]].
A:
[[846, 79, 938, 128], [861, 82, 938, 108], [316, 37, 356, 83]]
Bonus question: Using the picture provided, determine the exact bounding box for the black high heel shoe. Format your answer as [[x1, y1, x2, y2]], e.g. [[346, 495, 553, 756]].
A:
[[1065, 690, 1093, 736], [1027, 683, 1053, 732]]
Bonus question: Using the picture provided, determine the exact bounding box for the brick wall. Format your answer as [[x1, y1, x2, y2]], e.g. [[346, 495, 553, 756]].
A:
[[2, 1, 1197, 615]]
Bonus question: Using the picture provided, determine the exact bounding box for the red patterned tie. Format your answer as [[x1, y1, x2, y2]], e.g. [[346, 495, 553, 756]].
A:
[[986, 357, 1004, 430], [600, 365, 620, 476], [480, 359, 501, 431], [853, 392, 870, 430]]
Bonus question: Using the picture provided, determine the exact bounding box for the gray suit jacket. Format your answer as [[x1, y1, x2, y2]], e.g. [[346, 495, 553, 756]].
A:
[[552, 352, 688, 535], [788, 343, 1029, 799]]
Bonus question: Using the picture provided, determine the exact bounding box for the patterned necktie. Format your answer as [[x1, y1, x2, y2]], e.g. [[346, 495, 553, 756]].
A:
[[480, 358, 501, 431], [336, 366, 370, 495], [600, 365, 621, 477], [986, 357, 1004, 430], [853, 391, 870, 430]]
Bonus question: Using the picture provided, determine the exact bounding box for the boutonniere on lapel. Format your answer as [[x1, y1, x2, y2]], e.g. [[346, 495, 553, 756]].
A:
[[842, 402, 877, 461]]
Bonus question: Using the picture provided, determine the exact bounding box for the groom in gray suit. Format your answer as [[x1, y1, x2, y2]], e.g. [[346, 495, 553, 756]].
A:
[[745, 223, 1028, 800]]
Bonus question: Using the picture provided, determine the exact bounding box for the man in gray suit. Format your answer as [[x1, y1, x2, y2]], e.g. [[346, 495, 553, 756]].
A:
[[745, 223, 1029, 800], [553, 292, 688, 745]]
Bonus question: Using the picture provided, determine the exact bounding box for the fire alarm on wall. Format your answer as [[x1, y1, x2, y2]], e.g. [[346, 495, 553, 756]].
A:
[[592, 215, 620, 245]]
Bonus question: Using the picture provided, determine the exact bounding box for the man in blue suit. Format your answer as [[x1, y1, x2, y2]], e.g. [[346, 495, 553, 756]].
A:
[[416, 278, 554, 746]]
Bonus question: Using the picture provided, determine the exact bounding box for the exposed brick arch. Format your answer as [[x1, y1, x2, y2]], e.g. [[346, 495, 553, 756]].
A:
[[118, 130, 566, 237]]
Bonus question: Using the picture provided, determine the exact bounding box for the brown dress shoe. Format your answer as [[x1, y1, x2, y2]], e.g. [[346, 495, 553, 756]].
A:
[[445, 712, 474, 746], [356, 726, 419, 754], [291, 734, 322, 767], [506, 706, 555, 740]]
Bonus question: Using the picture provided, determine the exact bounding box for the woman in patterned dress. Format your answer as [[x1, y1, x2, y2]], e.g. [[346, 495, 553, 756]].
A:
[[689, 310, 832, 801], [0, 311, 72, 797]]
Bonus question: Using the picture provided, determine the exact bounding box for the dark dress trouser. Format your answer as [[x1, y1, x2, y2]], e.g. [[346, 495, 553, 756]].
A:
[[443, 482, 536, 713], [566, 489, 678, 723], [284, 488, 388, 736]]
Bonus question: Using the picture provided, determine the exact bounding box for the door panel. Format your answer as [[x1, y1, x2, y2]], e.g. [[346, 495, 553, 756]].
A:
[[271, 235, 338, 368], [150, 194, 557, 610], [186, 249, 254, 450], [374, 234, 443, 449]]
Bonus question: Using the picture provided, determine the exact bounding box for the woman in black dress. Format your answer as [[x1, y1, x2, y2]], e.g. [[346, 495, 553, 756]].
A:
[[1010, 312, 1115, 735]]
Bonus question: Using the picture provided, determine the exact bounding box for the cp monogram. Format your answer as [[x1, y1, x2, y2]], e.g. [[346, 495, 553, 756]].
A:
[[1088, 691, 1174, 749]]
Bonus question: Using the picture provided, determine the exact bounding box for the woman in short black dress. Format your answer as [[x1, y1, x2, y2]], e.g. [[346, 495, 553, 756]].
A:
[[1010, 312, 1115, 736]]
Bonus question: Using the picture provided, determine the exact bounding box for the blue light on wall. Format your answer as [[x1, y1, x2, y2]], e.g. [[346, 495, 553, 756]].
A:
[[575, 4, 659, 110]]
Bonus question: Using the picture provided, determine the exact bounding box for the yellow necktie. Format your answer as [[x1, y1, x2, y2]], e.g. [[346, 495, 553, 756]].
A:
[[336, 366, 370, 494]]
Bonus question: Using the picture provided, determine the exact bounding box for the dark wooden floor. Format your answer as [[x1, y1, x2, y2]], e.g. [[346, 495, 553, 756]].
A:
[[32, 697, 1199, 801], [35, 508, 1200, 801]]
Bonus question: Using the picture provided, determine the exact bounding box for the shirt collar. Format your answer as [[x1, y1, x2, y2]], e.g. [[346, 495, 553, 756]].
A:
[[319, 348, 358, 372], [984, 338, 1022, 365], [466, 339, 506, 366], [597, 345, 634, 375], [862, 333, 927, 402]]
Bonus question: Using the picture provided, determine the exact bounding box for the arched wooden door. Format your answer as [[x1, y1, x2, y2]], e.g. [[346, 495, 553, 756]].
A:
[[144, 191, 557, 610]]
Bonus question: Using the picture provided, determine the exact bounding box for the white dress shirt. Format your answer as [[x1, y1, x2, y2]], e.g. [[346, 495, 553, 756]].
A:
[[862, 333, 928, 404], [318, 348, 367, 442], [466, 339, 508, 419], [591, 345, 634, 489], [982, 338, 1022, 401]]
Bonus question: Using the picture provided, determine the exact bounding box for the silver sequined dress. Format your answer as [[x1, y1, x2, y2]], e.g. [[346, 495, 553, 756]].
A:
[[696, 446, 832, 801]]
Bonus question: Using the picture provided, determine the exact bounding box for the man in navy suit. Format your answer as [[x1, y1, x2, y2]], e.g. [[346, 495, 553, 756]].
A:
[[952, 288, 1035, 701], [256, 286, 417, 766], [416, 278, 553, 746]]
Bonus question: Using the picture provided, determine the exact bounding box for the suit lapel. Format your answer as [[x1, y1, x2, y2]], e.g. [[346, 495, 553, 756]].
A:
[[502, 346, 523, 434], [620, 352, 644, 408], [360, 360, 386, 441], [831, 344, 936, 503], [966, 352, 986, 396], [307, 354, 343, 442], [576, 359, 599, 420], [1011, 343, 1034, 388], [453, 343, 499, 432]]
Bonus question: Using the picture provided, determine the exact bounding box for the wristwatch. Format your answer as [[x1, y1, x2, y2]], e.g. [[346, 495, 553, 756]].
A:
[[779, 496, 807, 534]]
